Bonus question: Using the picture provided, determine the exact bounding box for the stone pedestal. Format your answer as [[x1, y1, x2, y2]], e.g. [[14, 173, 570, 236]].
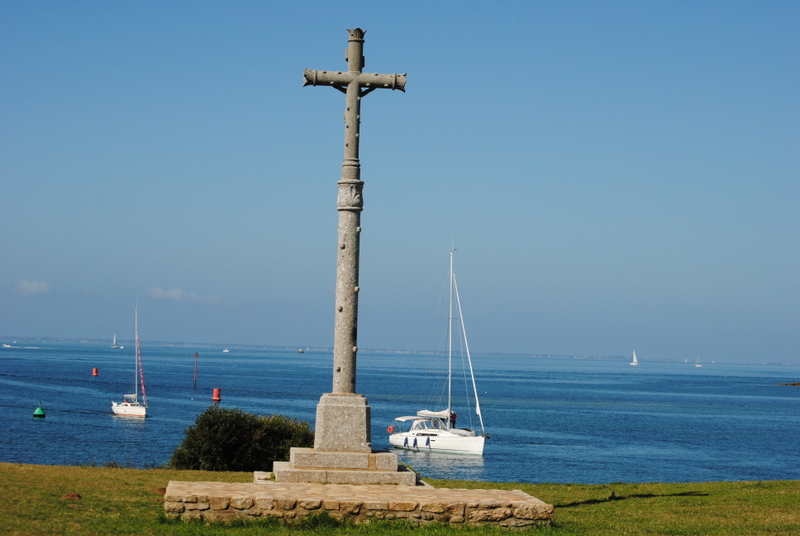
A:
[[313, 393, 371, 452], [274, 393, 417, 485]]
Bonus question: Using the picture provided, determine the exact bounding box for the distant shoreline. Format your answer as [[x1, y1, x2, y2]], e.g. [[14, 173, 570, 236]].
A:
[[3, 336, 800, 366]]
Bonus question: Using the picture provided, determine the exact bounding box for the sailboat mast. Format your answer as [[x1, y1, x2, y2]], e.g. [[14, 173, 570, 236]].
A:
[[133, 308, 139, 397], [447, 250, 454, 423], [135, 306, 148, 407]]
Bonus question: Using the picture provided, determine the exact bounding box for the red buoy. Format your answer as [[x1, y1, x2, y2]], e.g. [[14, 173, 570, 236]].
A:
[[92, 367, 98, 376], [212, 388, 221, 402]]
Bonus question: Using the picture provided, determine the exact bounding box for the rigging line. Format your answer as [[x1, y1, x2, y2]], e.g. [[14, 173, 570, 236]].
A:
[[452, 268, 485, 435]]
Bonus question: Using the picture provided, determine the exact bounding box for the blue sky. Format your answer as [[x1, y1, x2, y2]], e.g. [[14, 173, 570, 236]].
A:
[[2, 1, 798, 363]]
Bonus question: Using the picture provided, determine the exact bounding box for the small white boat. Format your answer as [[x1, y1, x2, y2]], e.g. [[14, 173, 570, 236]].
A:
[[110, 334, 123, 349], [630, 350, 639, 366], [389, 250, 488, 455], [112, 306, 148, 417], [695, 357, 703, 368]]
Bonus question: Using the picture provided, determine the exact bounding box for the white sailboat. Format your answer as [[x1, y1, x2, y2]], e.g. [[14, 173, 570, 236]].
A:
[[112, 306, 148, 417], [630, 350, 639, 366], [110, 334, 123, 349], [388, 250, 488, 455]]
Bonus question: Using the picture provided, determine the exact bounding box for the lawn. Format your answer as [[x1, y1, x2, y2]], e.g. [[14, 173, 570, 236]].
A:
[[1, 463, 798, 535]]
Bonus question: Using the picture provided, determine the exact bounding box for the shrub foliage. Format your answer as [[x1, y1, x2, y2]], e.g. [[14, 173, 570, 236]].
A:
[[168, 406, 314, 471]]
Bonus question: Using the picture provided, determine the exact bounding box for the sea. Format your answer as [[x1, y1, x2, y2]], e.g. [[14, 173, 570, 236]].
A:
[[2, 340, 799, 485]]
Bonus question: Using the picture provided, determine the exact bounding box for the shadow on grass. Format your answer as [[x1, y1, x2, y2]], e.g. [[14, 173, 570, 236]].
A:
[[557, 490, 708, 508]]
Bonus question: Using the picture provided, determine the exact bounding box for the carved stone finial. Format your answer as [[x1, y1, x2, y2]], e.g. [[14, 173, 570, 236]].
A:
[[347, 28, 366, 41]]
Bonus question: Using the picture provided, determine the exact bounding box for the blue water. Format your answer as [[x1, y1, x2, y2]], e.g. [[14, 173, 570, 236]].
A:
[[2, 341, 799, 484]]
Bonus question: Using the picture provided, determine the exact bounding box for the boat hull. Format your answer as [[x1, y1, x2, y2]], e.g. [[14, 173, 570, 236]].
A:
[[389, 431, 485, 455], [111, 402, 147, 417]]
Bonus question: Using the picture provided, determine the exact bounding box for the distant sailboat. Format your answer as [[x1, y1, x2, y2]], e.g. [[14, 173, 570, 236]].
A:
[[630, 350, 639, 366], [112, 306, 148, 417], [695, 356, 703, 368], [110, 334, 122, 349]]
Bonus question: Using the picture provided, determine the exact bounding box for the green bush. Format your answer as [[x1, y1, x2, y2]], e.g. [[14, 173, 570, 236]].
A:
[[168, 406, 314, 471]]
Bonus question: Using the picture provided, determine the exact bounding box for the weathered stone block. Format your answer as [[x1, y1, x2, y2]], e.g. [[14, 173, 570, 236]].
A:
[[204, 511, 239, 522], [389, 501, 417, 511], [421, 501, 446, 513], [300, 499, 322, 510], [181, 510, 202, 521], [340, 501, 361, 514], [448, 503, 466, 516], [255, 497, 275, 510], [230, 497, 254, 510], [164, 501, 185, 513], [469, 508, 512, 522], [513, 501, 554, 519], [278, 498, 297, 509], [209, 497, 230, 510]]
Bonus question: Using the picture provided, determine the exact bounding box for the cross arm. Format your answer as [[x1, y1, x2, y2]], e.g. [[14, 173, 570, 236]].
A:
[[303, 68, 407, 93]]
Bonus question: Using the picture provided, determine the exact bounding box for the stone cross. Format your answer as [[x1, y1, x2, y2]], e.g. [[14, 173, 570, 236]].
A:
[[297, 29, 405, 459], [272, 29, 413, 484], [303, 29, 406, 396]]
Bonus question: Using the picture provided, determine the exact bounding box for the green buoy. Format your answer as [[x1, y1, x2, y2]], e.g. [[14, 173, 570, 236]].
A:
[[33, 402, 46, 419]]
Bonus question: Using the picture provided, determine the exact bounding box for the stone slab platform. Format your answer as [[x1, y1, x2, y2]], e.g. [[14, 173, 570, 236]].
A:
[[272, 459, 418, 486], [164, 480, 554, 527]]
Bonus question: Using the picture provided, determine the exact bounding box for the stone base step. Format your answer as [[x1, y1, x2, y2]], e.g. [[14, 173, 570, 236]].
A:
[[164, 480, 554, 527], [272, 461, 418, 485]]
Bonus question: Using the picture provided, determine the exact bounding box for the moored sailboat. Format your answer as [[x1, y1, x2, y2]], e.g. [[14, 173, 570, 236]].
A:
[[112, 306, 148, 417], [388, 250, 488, 455]]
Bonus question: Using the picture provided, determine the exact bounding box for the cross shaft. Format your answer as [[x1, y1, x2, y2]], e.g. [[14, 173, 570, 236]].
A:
[[303, 28, 406, 395]]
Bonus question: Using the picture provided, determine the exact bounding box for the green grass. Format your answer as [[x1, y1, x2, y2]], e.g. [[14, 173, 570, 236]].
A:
[[1, 463, 798, 535]]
